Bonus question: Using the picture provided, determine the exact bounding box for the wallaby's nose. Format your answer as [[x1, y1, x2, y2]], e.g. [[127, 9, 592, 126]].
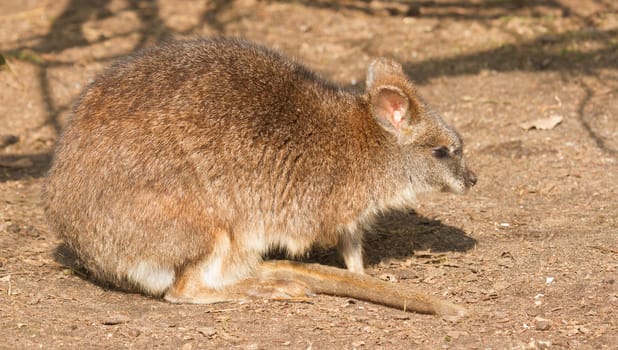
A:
[[467, 170, 477, 186]]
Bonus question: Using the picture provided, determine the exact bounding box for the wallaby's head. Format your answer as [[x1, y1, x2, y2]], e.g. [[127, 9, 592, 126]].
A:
[[366, 58, 477, 194]]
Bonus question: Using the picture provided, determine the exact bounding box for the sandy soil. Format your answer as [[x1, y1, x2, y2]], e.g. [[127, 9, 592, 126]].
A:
[[0, 0, 616, 349]]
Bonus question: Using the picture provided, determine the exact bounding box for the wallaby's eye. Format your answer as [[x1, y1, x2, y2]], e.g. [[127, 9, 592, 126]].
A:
[[432, 146, 449, 159]]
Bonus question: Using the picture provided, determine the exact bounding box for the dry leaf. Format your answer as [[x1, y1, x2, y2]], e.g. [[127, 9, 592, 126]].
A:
[[378, 273, 398, 282], [520, 115, 563, 130]]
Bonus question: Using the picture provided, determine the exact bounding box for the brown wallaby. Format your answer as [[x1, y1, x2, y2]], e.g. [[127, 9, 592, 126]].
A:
[[43, 38, 476, 317]]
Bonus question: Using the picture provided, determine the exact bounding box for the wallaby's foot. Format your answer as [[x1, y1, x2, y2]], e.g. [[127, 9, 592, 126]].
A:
[[165, 278, 313, 304], [244, 278, 313, 299], [164, 262, 314, 304]]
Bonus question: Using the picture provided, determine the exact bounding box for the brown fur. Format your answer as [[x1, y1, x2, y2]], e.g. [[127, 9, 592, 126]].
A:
[[42, 38, 476, 316]]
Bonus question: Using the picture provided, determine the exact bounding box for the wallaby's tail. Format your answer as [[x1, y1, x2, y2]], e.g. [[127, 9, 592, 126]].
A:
[[257, 260, 467, 317]]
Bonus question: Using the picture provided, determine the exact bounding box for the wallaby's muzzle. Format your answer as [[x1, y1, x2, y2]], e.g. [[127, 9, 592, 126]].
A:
[[465, 169, 478, 188]]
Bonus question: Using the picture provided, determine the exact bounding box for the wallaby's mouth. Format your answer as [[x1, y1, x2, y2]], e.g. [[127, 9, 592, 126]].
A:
[[445, 181, 470, 194], [454, 186, 469, 194]]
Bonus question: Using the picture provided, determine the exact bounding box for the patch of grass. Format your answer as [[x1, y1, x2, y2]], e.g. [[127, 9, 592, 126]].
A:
[[8, 49, 45, 65]]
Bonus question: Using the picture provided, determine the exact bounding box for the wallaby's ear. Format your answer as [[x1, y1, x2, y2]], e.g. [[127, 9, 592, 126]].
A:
[[367, 58, 419, 134], [372, 86, 410, 131]]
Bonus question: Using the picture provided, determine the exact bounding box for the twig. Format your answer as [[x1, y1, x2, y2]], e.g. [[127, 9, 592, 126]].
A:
[[588, 245, 618, 254], [205, 307, 242, 314], [540, 95, 562, 113]]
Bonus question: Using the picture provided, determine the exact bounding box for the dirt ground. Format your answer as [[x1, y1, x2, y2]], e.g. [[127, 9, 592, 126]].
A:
[[1, 0, 616, 349]]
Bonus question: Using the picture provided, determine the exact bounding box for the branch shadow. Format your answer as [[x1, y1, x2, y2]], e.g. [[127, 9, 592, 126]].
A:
[[199, 0, 237, 34], [267, 0, 578, 20], [574, 82, 617, 156], [0, 152, 52, 182], [397, 29, 618, 83]]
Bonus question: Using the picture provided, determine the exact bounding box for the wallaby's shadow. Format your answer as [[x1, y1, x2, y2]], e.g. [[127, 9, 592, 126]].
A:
[[53, 243, 92, 281], [53, 243, 129, 293], [297, 208, 476, 268]]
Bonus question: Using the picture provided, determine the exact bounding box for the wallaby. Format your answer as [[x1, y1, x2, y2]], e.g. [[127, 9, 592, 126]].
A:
[[43, 38, 476, 317]]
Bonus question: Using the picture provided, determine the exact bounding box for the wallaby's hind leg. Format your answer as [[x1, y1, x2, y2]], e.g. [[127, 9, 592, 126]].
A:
[[164, 261, 313, 304]]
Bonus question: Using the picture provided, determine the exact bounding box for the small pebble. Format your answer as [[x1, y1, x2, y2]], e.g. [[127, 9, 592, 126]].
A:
[[534, 317, 552, 331], [197, 327, 217, 338], [0, 135, 19, 148]]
